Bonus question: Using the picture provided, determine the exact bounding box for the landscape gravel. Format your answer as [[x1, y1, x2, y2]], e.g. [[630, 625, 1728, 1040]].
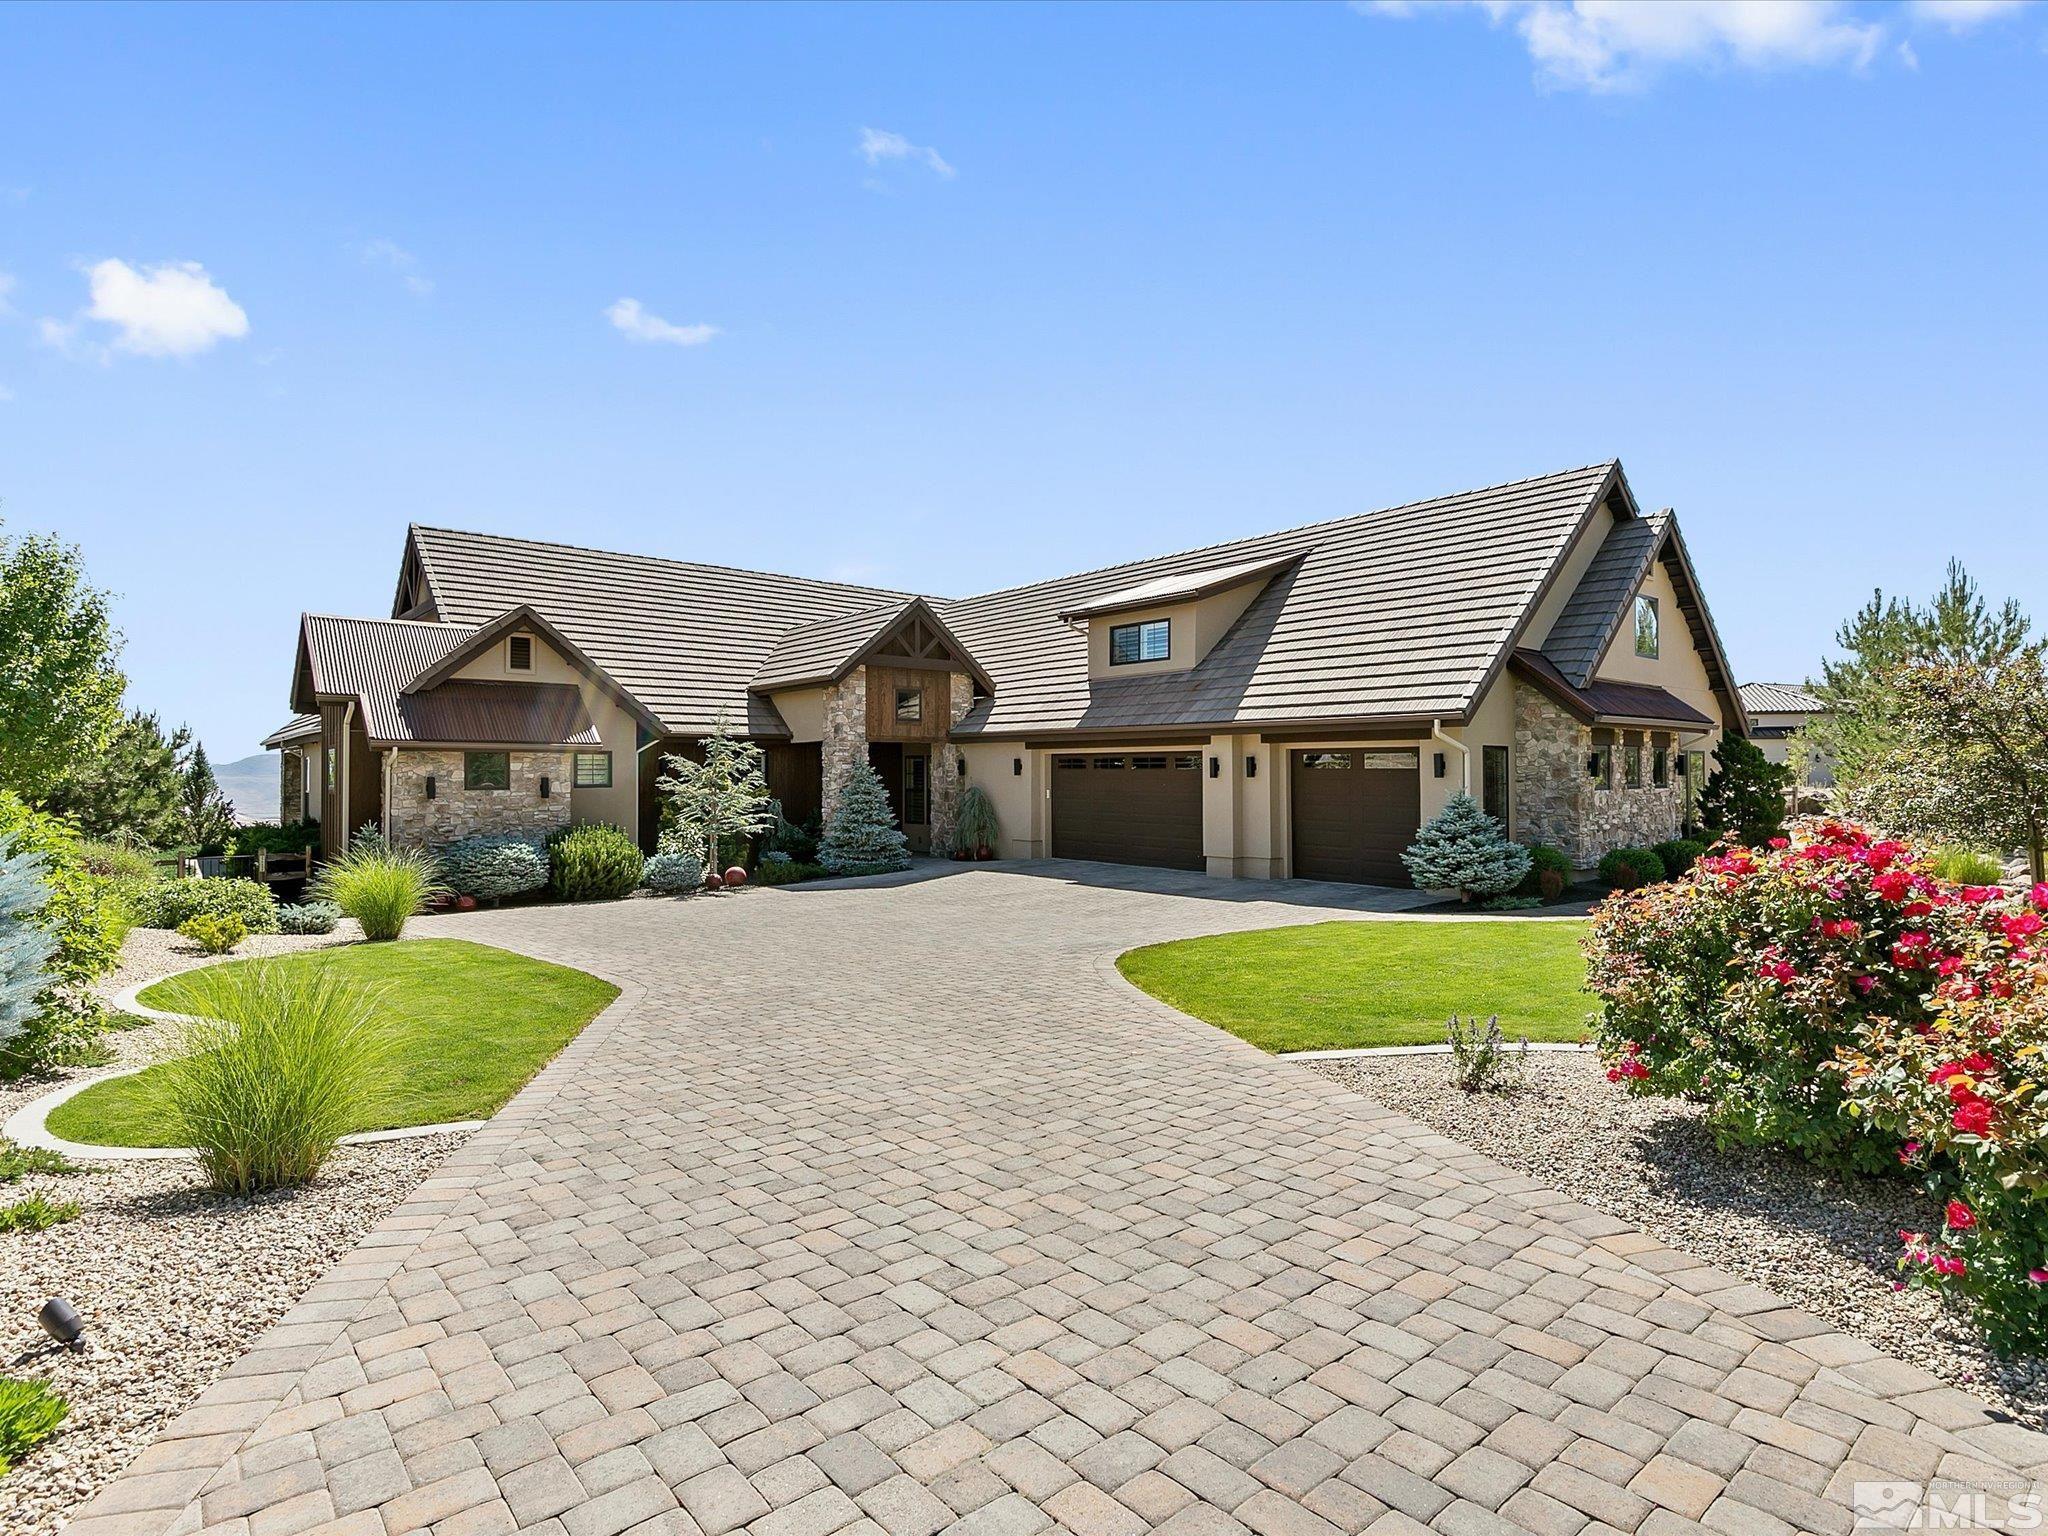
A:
[[1310, 1050, 2048, 1430], [0, 926, 462, 1534]]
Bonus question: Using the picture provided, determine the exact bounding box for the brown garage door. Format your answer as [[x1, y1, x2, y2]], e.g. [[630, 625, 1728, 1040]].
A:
[[1290, 749, 1421, 885], [1051, 753, 1205, 871]]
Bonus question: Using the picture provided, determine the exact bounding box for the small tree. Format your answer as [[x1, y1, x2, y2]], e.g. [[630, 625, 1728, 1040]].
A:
[[1886, 653, 2048, 881], [0, 522, 126, 800], [819, 761, 911, 875], [183, 743, 239, 852], [1698, 735, 1790, 847], [1401, 793, 1529, 900], [0, 839, 58, 1054], [42, 710, 190, 848], [658, 720, 775, 871]]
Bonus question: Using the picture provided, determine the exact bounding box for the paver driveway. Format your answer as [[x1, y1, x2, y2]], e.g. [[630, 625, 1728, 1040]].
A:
[[76, 863, 2048, 1536]]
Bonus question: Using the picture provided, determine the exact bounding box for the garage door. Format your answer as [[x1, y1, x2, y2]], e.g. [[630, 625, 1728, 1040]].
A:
[[1290, 749, 1421, 885], [1051, 753, 1205, 871]]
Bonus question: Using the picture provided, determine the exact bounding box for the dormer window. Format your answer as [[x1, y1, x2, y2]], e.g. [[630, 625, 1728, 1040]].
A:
[[507, 634, 534, 671], [1110, 619, 1170, 666]]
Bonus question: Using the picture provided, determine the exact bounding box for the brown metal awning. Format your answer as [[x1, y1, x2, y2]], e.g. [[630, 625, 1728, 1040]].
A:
[[1509, 650, 1714, 731], [391, 681, 602, 747]]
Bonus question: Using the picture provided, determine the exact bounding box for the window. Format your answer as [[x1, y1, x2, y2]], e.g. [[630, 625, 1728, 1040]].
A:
[[1652, 744, 1669, 788], [1131, 755, 1168, 770], [1109, 619, 1170, 666], [894, 686, 923, 723], [1634, 595, 1659, 659], [325, 746, 336, 792], [1588, 745, 1612, 788], [508, 634, 534, 671], [1053, 755, 1086, 769], [1358, 750, 1420, 770], [1091, 756, 1127, 770], [1685, 750, 1707, 816], [1300, 752, 1352, 770], [464, 751, 510, 790], [903, 754, 928, 825], [1482, 745, 1509, 826], [573, 751, 612, 788], [1171, 753, 1200, 770], [1624, 735, 1643, 789]]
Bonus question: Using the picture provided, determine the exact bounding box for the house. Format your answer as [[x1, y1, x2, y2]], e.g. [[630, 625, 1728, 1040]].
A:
[[266, 459, 1745, 882], [1737, 682, 1834, 790]]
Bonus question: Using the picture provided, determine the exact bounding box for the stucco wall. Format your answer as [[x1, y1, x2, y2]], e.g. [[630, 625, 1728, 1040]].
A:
[[958, 743, 1043, 859], [387, 748, 574, 848], [1083, 580, 1267, 681]]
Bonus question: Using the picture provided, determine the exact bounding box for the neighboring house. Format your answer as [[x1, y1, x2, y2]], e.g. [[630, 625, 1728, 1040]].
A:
[[266, 459, 1746, 882], [1737, 682, 1834, 789]]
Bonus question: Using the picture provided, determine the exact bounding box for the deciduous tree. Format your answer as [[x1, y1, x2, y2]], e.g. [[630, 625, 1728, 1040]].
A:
[[0, 523, 125, 800]]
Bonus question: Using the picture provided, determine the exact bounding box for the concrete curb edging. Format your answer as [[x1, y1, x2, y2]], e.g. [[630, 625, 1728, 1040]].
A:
[[1277, 1040, 1595, 1061]]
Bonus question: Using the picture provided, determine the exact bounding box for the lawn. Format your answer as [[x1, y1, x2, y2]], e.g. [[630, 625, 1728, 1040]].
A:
[[48, 939, 619, 1147], [1117, 918, 1591, 1052]]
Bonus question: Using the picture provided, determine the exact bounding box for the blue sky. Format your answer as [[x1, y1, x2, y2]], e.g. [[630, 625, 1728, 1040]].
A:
[[2, 1, 2044, 763]]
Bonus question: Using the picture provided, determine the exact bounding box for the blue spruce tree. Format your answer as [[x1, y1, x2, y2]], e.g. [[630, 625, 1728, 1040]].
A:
[[0, 838, 58, 1051]]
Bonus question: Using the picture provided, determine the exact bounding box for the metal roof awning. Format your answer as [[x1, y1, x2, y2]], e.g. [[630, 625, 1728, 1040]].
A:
[[391, 681, 602, 747], [1509, 650, 1715, 731]]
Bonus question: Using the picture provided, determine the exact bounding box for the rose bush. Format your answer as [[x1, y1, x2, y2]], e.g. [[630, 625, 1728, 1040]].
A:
[[1587, 817, 2048, 1349]]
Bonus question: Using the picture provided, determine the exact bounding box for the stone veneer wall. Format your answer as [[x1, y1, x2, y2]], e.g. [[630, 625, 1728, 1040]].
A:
[[279, 749, 305, 826], [386, 748, 574, 848], [1511, 680, 1684, 867], [924, 673, 975, 854], [820, 666, 869, 824]]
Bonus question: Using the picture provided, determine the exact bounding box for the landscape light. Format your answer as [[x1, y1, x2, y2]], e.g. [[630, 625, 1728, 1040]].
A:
[[38, 1297, 83, 1348]]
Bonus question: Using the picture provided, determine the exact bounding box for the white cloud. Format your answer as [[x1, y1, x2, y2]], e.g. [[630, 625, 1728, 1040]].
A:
[[858, 127, 955, 179], [1368, 1, 1887, 91], [355, 238, 433, 296], [605, 298, 718, 348], [56, 258, 250, 357], [1908, 0, 2030, 31]]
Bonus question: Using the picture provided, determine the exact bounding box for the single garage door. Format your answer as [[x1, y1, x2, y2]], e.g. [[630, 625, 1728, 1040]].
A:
[[1051, 752, 1205, 871], [1290, 748, 1421, 885]]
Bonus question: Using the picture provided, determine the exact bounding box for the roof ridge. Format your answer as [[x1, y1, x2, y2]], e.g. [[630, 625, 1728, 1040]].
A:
[[408, 523, 926, 601], [944, 460, 1620, 608]]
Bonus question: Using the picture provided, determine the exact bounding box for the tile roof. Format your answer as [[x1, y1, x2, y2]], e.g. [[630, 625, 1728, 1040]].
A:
[[1053, 553, 1304, 622], [261, 714, 321, 748], [940, 462, 1624, 736], [1541, 509, 1670, 687], [750, 600, 917, 692], [1739, 682, 1826, 715], [406, 526, 914, 736]]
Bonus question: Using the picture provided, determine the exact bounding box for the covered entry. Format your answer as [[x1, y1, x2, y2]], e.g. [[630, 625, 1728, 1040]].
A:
[[1050, 752, 1204, 871], [1289, 748, 1421, 885]]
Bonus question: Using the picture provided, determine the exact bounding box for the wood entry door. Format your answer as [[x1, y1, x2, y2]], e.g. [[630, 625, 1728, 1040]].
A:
[[1289, 748, 1421, 886]]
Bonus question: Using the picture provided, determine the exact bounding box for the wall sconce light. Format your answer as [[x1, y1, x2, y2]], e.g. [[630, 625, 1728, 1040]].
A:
[[1245, 756, 1257, 779], [1432, 753, 1446, 778], [1013, 757, 1023, 776], [39, 1297, 83, 1348], [539, 776, 551, 799], [424, 775, 436, 800], [1208, 756, 1220, 779]]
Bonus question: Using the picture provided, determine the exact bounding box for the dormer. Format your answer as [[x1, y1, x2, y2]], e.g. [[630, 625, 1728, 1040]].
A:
[[1060, 552, 1302, 681]]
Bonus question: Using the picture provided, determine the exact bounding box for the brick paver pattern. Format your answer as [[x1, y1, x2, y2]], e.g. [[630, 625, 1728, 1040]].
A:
[[72, 863, 2048, 1536]]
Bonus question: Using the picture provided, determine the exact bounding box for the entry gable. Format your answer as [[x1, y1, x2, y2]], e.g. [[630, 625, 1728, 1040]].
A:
[[752, 597, 993, 695], [402, 604, 662, 735]]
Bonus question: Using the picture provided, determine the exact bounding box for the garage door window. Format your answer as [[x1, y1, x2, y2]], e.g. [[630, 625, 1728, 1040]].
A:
[[1300, 752, 1351, 770], [1358, 751, 1418, 770], [1053, 756, 1086, 769], [1092, 756, 1126, 770]]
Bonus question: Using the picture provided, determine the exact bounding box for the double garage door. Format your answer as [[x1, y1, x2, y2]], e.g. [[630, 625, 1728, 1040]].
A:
[[1049, 746, 1421, 886], [1050, 753, 1205, 871]]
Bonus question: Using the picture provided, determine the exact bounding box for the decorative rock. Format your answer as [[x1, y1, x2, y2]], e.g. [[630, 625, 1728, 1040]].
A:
[[723, 866, 747, 887], [704, 871, 724, 890]]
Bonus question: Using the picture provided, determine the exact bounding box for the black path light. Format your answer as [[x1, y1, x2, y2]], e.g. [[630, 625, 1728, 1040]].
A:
[[38, 1297, 84, 1349]]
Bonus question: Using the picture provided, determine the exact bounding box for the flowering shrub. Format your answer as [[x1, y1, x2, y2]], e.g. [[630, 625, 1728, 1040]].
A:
[[1588, 817, 2048, 1349], [1835, 879, 2048, 1350]]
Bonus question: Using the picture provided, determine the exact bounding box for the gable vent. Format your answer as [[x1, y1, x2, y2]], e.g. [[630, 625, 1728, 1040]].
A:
[[508, 634, 534, 671]]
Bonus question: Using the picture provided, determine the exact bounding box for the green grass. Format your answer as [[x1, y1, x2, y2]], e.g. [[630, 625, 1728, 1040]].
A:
[[48, 939, 618, 1147], [1117, 918, 1593, 1053]]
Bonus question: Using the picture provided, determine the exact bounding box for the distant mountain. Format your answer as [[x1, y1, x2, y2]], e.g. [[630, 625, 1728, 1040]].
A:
[[212, 752, 278, 824]]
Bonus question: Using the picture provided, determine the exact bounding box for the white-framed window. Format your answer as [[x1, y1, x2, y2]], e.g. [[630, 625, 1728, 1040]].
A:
[[1109, 618, 1170, 665], [508, 634, 534, 671], [1634, 595, 1659, 659], [572, 751, 612, 788]]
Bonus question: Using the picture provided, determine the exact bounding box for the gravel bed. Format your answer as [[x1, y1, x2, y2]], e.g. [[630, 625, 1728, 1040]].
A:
[[0, 926, 464, 1533], [1309, 1052, 2048, 1430]]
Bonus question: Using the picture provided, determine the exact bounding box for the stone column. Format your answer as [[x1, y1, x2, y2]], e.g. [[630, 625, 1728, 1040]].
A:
[[925, 674, 974, 855], [821, 666, 869, 823], [280, 749, 305, 826]]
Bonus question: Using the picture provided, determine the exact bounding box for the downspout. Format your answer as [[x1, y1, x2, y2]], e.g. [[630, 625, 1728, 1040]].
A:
[[381, 748, 395, 844], [337, 700, 356, 849], [1430, 719, 1469, 795]]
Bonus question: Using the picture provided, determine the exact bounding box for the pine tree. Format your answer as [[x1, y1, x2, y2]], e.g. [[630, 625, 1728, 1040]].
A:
[[182, 742, 239, 853], [1698, 735, 1791, 848], [657, 720, 775, 871], [818, 761, 911, 875], [0, 838, 58, 1051], [42, 710, 190, 847], [1401, 793, 1530, 901]]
